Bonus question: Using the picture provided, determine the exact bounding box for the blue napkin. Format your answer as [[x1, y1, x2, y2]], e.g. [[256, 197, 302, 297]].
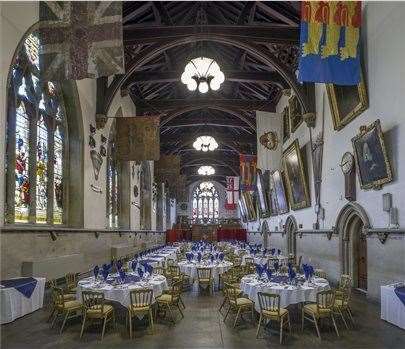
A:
[[93, 265, 99, 278], [101, 268, 109, 281], [138, 268, 144, 278], [219, 253, 224, 261], [277, 249, 281, 255], [116, 260, 123, 270], [271, 248, 275, 255], [394, 286, 405, 306], [131, 260, 138, 272], [255, 264, 263, 278], [197, 252, 202, 263], [266, 269, 272, 280], [274, 261, 279, 272], [210, 255, 214, 263], [118, 269, 126, 282]]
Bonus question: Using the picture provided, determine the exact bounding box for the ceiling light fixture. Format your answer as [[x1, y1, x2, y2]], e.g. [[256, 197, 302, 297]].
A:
[[193, 135, 218, 152], [181, 57, 225, 93], [198, 166, 215, 176]]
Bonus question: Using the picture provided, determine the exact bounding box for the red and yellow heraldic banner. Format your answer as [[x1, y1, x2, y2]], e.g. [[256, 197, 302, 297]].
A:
[[239, 154, 257, 192]]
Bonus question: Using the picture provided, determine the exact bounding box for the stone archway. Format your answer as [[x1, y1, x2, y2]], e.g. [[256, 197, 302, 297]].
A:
[[284, 215, 298, 256], [140, 161, 152, 230], [335, 203, 370, 291]]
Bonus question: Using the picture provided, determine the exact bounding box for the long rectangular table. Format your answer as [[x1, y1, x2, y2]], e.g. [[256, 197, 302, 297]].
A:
[[381, 284, 405, 330], [0, 277, 46, 324]]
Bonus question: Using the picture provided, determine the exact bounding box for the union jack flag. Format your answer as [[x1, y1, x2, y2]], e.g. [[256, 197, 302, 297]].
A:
[[39, 1, 124, 80]]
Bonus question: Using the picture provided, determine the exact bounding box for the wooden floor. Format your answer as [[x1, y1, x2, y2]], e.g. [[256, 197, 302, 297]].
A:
[[1, 288, 404, 349]]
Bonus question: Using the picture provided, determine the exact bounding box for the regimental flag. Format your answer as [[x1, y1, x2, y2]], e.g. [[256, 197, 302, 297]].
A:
[[38, 1, 124, 80], [225, 176, 239, 210], [298, 1, 362, 85], [239, 154, 257, 191], [256, 111, 283, 172], [116, 116, 160, 161]]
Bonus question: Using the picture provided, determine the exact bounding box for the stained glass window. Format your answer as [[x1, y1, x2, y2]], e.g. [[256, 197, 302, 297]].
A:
[[106, 122, 119, 228], [6, 30, 68, 225], [191, 182, 219, 223]]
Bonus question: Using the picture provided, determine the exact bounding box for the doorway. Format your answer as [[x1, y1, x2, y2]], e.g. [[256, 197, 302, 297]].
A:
[[285, 215, 297, 256]]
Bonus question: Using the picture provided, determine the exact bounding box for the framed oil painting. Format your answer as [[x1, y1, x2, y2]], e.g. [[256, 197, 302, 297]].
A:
[[238, 199, 247, 223], [272, 170, 289, 214], [241, 191, 256, 221], [326, 73, 368, 131], [283, 139, 310, 210], [289, 95, 303, 133], [256, 170, 270, 217], [283, 106, 290, 143], [351, 119, 392, 190]]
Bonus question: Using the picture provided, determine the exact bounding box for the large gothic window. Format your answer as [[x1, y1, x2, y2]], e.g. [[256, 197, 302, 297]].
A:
[[106, 122, 119, 228], [192, 182, 219, 223], [6, 31, 68, 225]]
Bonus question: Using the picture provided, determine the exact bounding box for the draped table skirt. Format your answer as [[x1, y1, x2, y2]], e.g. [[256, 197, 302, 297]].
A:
[[178, 261, 233, 288], [381, 284, 405, 330]]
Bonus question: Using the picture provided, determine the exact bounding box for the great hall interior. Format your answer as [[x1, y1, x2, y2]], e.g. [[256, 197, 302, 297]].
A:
[[1, 1, 405, 348]]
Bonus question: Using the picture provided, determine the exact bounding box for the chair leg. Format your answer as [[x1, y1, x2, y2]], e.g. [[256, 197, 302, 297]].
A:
[[313, 315, 321, 340], [347, 307, 355, 325], [256, 314, 262, 339], [112, 311, 116, 329], [224, 305, 231, 322], [149, 309, 154, 334], [180, 296, 185, 309], [219, 297, 227, 313], [129, 311, 132, 339], [301, 309, 304, 331], [233, 307, 242, 328], [331, 314, 339, 337], [59, 311, 69, 334], [167, 304, 176, 323], [280, 317, 284, 344], [177, 302, 184, 319], [80, 313, 87, 338], [101, 316, 107, 341], [47, 307, 56, 322], [288, 314, 292, 333], [339, 308, 349, 329], [51, 311, 59, 329]]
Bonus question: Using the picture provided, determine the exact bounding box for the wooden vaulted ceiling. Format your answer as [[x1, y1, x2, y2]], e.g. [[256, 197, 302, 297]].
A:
[[122, 1, 301, 186]]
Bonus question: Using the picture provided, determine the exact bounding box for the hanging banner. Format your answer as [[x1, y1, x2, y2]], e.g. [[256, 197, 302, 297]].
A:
[[175, 175, 188, 202], [38, 1, 124, 81], [239, 154, 257, 191], [155, 155, 181, 184], [298, 1, 361, 85], [116, 116, 160, 161], [256, 111, 283, 172], [225, 176, 239, 210]]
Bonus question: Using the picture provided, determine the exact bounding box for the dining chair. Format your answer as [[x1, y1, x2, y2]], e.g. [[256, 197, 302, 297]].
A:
[[223, 282, 254, 328], [302, 289, 339, 340], [153, 266, 165, 276], [155, 280, 184, 323], [50, 287, 82, 334], [80, 291, 115, 340], [218, 274, 242, 313], [166, 265, 181, 283], [244, 257, 254, 266], [197, 267, 213, 294], [233, 257, 242, 267], [47, 279, 75, 322], [256, 292, 291, 344], [128, 289, 154, 338], [65, 273, 78, 292], [314, 269, 327, 279], [333, 286, 354, 328]]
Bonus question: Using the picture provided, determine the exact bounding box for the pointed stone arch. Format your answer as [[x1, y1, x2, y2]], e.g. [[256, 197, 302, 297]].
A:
[[284, 215, 298, 256], [140, 161, 152, 230]]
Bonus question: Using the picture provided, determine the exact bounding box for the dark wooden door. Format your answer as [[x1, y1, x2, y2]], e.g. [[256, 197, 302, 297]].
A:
[[357, 233, 367, 290]]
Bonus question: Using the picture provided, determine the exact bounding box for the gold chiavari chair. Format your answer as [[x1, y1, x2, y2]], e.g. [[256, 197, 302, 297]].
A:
[[128, 289, 154, 338], [80, 291, 115, 340], [165, 265, 180, 283], [223, 282, 254, 328], [288, 254, 295, 266], [50, 287, 82, 334], [155, 280, 184, 323], [244, 257, 254, 266], [47, 279, 75, 322], [302, 290, 339, 340], [153, 266, 165, 276], [233, 256, 242, 267], [256, 292, 291, 343], [314, 269, 327, 279], [65, 273, 78, 292], [333, 285, 354, 328], [218, 274, 242, 313], [335, 274, 352, 297], [197, 267, 213, 294]]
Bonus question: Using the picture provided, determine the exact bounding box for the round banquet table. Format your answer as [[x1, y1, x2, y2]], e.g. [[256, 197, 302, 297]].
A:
[[127, 246, 179, 268], [178, 260, 233, 288], [241, 254, 289, 266], [76, 273, 168, 308], [240, 274, 330, 311]]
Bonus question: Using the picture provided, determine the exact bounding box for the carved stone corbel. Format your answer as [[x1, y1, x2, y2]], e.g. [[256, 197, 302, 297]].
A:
[[96, 113, 108, 130], [303, 112, 316, 128], [94, 231, 100, 239], [377, 232, 389, 244], [326, 230, 333, 240]]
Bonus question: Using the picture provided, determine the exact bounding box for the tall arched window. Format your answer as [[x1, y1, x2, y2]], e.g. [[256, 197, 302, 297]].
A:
[[106, 121, 119, 228], [6, 30, 68, 225], [192, 182, 219, 223]]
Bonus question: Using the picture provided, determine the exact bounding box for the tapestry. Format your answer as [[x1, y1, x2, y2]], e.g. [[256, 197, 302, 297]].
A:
[[256, 111, 283, 172], [225, 176, 239, 210], [298, 1, 361, 85], [39, 1, 124, 80], [154, 155, 181, 184], [116, 116, 160, 161], [239, 154, 257, 191], [175, 175, 188, 202]]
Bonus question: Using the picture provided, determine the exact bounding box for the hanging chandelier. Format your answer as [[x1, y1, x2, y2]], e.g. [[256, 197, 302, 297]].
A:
[[198, 166, 215, 176], [193, 135, 218, 152], [181, 57, 225, 93]]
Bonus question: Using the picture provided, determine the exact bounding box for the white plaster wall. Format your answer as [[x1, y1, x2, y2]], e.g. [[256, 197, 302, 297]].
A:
[[245, 2, 405, 300]]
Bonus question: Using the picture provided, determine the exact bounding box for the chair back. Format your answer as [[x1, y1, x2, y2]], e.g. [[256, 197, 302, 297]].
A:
[[316, 290, 335, 312], [258, 292, 281, 317], [65, 273, 77, 289], [339, 274, 352, 290], [288, 255, 295, 265], [52, 287, 66, 310], [224, 282, 239, 304], [197, 267, 212, 280], [153, 266, 165, 275], [170, 280, 182, 300], [82, 291, 105, 316], [167, 259, 175, 267], [168, 265, 180, 276], [244, 257, 254, 266], [130, 289, 153, 309], [233, 257, 242, 266]]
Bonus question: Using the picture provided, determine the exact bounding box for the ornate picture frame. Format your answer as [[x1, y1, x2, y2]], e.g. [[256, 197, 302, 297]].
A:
[[288, 95, 303, 133], [351, 119, 393, 190], [241, 191, 256, 221], [272, 170, 289, 214], [326, 73, 368, 131], [283, 139, 310, 210], [256, 170, 270, 218]]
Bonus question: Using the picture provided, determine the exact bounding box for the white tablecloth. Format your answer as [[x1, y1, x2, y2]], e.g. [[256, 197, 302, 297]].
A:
[[0, 277, 46, 324], [240, 274, 330, 311], [381, 284, 405, 330], [77, 274, 168, 308], [241, 254, 289, 266], [128, 247, 179, 268], [178, 261, 232, 287]]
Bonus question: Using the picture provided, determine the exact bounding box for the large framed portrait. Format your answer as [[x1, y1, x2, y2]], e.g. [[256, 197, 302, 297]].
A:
[[351, 119, 392, 190], [264, 170, 278, 216], [256, 170, 270, 217], [272, 170, 289, 214], [289, 95, 303, 133], [241, 191, 256, 221], [283, 139, 310, 210], [326, 73, 368, 131], [282, 106, 290, 143]]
